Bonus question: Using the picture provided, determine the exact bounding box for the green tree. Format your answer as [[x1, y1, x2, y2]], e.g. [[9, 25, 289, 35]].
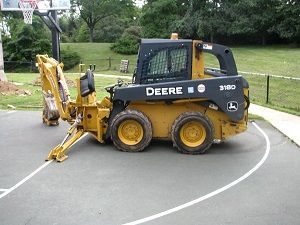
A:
[[141, 0, 230, 41], [176, 0, 228, 41], [59, 15, 79, 42], [276, 0, 300, 44], [225, 0, 280, 45], [93, 16, 131, 42], [3, 18, 51, 61], [74, 21, 90, 42], [140, 0, 186, 38], [71, 0, 136, 42]]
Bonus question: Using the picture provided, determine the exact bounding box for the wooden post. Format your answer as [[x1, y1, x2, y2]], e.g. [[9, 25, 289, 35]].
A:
[[108, 57, 111, 69]]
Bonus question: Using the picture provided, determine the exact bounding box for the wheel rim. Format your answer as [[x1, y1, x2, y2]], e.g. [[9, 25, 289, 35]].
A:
[[118, 120, 143, 145], [179, 121, 206, 148]]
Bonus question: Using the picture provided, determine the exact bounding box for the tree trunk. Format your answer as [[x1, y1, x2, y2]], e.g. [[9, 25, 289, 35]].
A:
[[210, 33, 214, 43], [89, 27, 94, 43], [262, 34, 266, 45]]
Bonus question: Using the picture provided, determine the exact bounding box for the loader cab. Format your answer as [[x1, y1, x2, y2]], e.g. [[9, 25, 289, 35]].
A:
[[133, 39, 240, 85], [133, 39, 193, 84]]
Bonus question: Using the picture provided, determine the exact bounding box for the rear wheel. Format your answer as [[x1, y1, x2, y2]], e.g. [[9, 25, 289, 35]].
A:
[[172, 112, 214, 154], [111, 110, 152, 152]]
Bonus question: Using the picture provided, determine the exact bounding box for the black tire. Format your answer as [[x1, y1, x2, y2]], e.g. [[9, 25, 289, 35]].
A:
[[111, 110, 152, 152], [171, 112, 214, 154]]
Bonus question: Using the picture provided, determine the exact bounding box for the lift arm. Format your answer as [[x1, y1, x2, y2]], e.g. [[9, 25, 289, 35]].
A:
[[46, 114, 85, 162], [36, 55, 73, 123]]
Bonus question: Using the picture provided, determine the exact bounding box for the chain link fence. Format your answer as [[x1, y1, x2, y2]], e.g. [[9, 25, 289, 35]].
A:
[[4, 61, 37, 73], [241, 72, 300, 114], [79, 58, 134, 74], [4, 58, 135, 74]]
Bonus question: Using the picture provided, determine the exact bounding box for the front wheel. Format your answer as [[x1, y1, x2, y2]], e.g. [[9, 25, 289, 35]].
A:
[[171, 112, 214, 154], [111, 110, 152, 152]]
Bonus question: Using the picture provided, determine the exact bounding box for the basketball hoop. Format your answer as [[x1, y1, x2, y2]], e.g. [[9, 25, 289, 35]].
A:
[[19, 0, 37, 24]]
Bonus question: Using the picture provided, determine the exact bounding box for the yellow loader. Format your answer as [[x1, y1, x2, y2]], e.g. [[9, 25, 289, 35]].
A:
[[36, 35, 249, 162]]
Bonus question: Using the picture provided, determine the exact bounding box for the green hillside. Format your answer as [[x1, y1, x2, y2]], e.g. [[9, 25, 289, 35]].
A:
[[232, 46, 300, 77], [61, 43, 137, 74]]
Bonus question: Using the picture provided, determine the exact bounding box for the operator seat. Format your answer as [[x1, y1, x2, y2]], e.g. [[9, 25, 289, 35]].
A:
[[80, 70, 95, 97]]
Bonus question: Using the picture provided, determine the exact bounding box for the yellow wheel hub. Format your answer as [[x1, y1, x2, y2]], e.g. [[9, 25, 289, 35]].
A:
[[118, 120, 143, 145], [180, 121, 206, 147]]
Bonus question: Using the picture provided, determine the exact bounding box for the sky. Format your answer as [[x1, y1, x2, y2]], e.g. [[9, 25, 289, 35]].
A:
[[135, 0, 145, 8]]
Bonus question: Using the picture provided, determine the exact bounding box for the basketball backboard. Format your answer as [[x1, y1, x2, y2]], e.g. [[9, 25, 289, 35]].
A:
[[0, 0, 70, 11]]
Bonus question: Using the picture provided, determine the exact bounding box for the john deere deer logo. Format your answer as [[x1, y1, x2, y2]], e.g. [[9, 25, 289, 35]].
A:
[[227, 101, 238, 112]]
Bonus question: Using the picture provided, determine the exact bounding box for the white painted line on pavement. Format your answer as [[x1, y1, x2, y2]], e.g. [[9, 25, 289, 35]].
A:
[[0, 133, 89, 200], [123, 121, 270, 225], [0, 189, 9, 192], [0, 160, 53, 199]]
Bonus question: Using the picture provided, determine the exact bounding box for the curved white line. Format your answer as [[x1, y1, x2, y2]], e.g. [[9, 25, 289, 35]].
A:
[[123, 121, 270, 225]]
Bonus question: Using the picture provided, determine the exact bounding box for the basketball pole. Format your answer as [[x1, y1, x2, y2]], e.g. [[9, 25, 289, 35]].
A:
[[50, 10, 60, 61], [36, 10, 62, 61]]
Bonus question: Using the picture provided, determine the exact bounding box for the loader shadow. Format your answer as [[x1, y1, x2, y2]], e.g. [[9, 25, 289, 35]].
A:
[[209, 141, 244, 155], [72, 134, 250, 157]]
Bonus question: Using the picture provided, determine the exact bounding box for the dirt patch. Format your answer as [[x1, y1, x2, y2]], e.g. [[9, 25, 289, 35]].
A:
[[33, 76, 76, 88], [0, 81, 31, 96], [65, 78, 76, 88], [32, 77, 41, 86]]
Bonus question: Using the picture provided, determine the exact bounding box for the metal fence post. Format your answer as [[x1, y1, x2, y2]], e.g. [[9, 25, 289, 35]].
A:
[[266, 75, 270, 103], [30, 60, 33, 72]]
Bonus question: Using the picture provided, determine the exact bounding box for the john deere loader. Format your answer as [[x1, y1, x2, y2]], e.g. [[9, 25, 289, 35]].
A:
[[36, 35, 249, 162]]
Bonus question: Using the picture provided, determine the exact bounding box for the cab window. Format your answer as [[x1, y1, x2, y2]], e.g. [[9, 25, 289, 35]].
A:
[[141, 46, 188, 84]]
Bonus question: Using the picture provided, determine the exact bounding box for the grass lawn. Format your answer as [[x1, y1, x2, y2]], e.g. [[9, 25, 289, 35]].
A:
[[233, 46, 300, 77], [243, 74, 300, 115], [204, 45, 300, 77]]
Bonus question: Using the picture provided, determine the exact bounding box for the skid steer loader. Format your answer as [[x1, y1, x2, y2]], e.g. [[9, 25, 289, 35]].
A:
[[36, 35, 249, 162]]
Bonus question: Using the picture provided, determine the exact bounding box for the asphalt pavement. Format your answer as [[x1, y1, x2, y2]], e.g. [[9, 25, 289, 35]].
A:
[[0, 110, 299, 225]]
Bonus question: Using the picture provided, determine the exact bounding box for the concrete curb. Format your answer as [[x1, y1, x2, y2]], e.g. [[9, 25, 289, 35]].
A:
[[249, 104, 300, 147]]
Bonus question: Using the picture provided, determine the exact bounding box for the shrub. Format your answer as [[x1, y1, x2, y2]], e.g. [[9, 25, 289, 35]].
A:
[[122, 26, 142, 39], [60, 47, 81, 70], [111, 26, 142, 55], [111, 36, 139, 54]]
